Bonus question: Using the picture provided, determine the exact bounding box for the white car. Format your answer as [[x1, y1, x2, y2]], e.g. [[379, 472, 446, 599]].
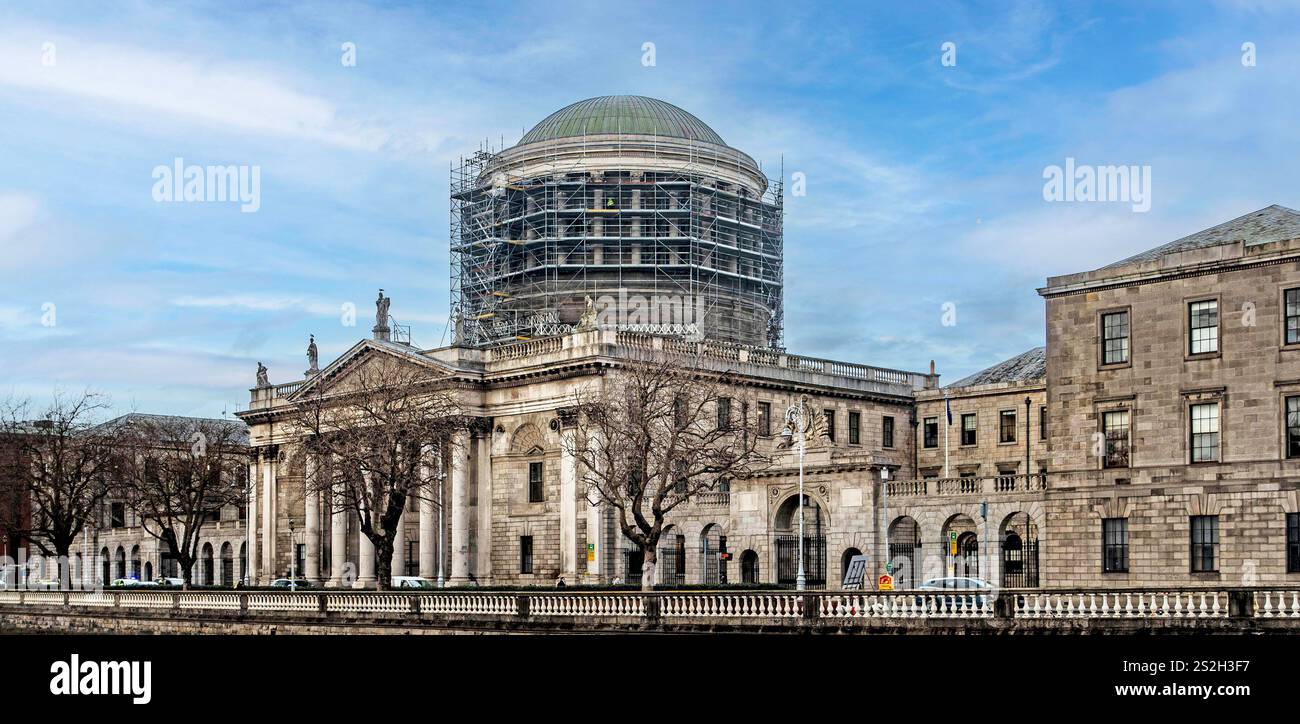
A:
[[392, 576, 438, 589], [110, 577, 158, 587], [154, 577, 185, 586]]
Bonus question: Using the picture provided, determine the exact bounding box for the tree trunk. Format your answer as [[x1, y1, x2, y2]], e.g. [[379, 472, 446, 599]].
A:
[[180, 559, 194, 590], [375, 536, 393, 590], [641, 545, 657, 592]]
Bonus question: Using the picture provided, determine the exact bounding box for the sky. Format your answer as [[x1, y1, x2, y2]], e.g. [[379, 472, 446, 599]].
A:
[[1, 0, 1298, 420]]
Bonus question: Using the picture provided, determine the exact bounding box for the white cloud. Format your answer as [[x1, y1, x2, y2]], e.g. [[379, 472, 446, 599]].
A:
[[0, 27, 391, 151]]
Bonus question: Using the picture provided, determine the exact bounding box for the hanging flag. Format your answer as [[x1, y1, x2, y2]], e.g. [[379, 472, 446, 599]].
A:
[[945, 394, 952, 426]]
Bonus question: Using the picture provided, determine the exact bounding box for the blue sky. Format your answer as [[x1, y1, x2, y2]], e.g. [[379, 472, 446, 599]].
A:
[[1, 0, 1298, 419]]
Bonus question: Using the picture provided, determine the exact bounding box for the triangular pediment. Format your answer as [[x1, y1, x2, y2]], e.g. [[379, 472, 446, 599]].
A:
[[287, 339, 458, 401]]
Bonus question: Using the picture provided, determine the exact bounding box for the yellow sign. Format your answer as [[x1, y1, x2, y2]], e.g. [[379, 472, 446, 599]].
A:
[[586, 543, 595, 562], [878, 574, 894, 591], [949, 541, 958, 556]]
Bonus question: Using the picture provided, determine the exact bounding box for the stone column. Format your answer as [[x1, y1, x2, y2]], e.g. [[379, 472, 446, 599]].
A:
[[390, 509, 406, 580], [559, 424, 578, 580], [449, 428, 471, 585], [418, 447, 437, 579], [355, 480, 376, 588], [261, 449, 276, 582], [327, 476, 347, 588], [247, 458, 259, 585], [304, 452, 321, 584]]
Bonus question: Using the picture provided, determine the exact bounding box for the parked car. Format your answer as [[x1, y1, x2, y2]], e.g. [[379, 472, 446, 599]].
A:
[[154, 577, 185, 586], [110, 577, 157, 587], [392, 576, 438, 589], [269, 578, 314, 589], [915, 577, 995, 613]]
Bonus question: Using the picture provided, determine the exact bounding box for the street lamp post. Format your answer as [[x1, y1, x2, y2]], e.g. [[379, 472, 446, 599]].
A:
[[288, 520, 299, 591], [781, 397, 810, 591], [437, 442, 447, 588]]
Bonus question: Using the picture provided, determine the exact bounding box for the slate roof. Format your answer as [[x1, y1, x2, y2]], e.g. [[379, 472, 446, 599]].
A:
[[947, 347, 1046, 389], [98, 413, 249, 444], [1104, 204, 1300, 269]]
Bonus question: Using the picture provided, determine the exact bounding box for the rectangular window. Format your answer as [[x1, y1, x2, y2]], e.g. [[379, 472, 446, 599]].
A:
[[520, 536, 534, 574], [923, 417, 938, 448], [757, 402, 771, 437], [717, 398, 732, 430], [1190, 402, 1220, 463], [848, 411, 861, 445], [960, 413, 977, 446], [1102, 518, 1129, 573], [1102, 410, 1130, 468], [1040, 405, 1047, 440], [528, 461, 544, 502], [110, 502, 125, 529], [882, 416, 895, 448], [1189, 300, 1219, 354], [824, 409, 836, 442], [1287, 289, 1300, 345], [406, 541, 418, 577], [1101, 311, 1130, 364], [1289, 513, 1300, 573], [1190, 515, 1219, 572], [1284, 512, 1294, 571], [999, 410, 1017, 443], [1287, 396, 1300, 459]]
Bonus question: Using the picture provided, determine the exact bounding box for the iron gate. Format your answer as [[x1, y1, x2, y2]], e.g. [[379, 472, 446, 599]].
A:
[[888, 542, 921, 589], [1001, 537, 1039, 588], [775, 535, 826, 589]]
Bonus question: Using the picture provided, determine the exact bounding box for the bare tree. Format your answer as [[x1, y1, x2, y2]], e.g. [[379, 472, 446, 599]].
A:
[[292, 353, 462, 590], [568, 353, 767, 591], [0, 392, 122, 584], [114, 415, 247, 588]]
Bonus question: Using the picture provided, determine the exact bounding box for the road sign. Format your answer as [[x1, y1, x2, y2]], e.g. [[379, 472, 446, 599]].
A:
[[878, 574, 894, 591], [949, 531, 957, 542], [949, 540, 958, 556], [885, 561, 893, 574], [586, 543, 595, 562]]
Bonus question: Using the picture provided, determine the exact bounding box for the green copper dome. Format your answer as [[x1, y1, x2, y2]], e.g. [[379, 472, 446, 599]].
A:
[[518, 95, 725, 146]]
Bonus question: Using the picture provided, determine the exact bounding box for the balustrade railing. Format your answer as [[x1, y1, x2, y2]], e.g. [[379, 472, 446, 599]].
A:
[[2, 587, 1297, 625], [889, 473, 1047, 498]]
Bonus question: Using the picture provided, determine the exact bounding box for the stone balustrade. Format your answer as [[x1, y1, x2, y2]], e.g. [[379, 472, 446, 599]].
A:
[[4, 587, 1299, 630], [887, 473, 1048, 499]]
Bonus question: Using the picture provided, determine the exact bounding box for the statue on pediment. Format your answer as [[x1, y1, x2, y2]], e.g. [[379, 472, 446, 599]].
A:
[[256, 362, 270, 388], [306, 335, 319, 376]]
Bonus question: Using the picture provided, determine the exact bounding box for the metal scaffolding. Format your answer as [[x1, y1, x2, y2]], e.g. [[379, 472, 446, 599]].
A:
[[450, 140, 784, 348]]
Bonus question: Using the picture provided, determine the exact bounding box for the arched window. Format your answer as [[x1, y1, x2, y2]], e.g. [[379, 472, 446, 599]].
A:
[[129, 545, 141, 580], [201, 542, 215, 586], [220, 542, 234, 587], [143, 561, 152, 581], [100, 547, 111, 585], [740, 550, 759, 584], [841, 547, 863, 583], [114, 546, 126, 580]]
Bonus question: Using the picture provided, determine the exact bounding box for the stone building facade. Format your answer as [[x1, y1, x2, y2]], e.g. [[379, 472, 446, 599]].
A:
[[79, 96, 1300, 592]]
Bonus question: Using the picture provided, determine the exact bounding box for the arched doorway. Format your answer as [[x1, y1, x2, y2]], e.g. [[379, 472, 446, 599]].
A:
[[220, 542, 234, 586], [888, 516, 922, 589], [1000, 511, 1039, 587], [841, 547, 863, 583], [941, 514, 980, 579], [773, 494, 827, 588], [114, 546, 126, 580], [143, 561, 152, 581], [100, 547, 110, 585], [740, 550, 759, 584], [700, 524, 725, 585], [239, 542, 248, 585], [201, 542, 215, 586], [659, 525, 686, 586], [129, 545, 141, 580]]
